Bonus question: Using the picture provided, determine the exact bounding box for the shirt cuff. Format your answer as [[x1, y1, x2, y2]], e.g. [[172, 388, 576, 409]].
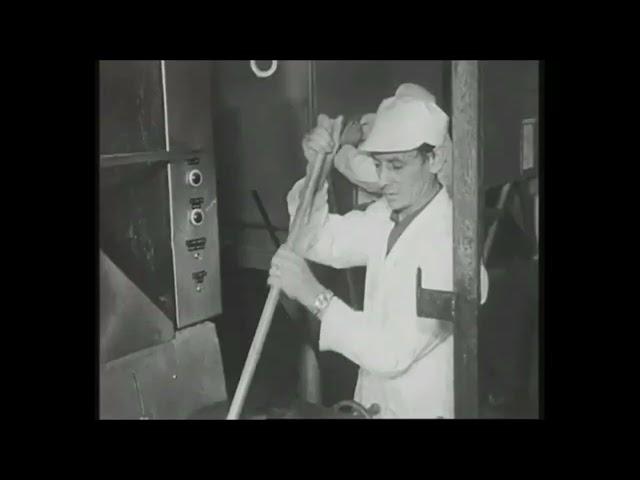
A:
[[318, 296, 353, 354]]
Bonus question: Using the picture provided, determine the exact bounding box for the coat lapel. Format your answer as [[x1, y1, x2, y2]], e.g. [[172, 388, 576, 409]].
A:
[[382, 189, 449, 268]]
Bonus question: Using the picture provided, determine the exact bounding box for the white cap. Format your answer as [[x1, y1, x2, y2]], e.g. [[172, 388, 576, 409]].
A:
[[395, 83, 436, 104], [360, 93, 449, 152]]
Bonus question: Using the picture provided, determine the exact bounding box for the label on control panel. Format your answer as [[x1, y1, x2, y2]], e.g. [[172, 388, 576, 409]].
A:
[[192, 270, 208, 284], [190, 197, 204, 209], [186, 237, 207, 252], [186, 157, 200, 166]]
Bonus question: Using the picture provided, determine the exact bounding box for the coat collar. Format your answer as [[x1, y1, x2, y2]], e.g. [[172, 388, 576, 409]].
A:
[[380, 188, 451, 265]]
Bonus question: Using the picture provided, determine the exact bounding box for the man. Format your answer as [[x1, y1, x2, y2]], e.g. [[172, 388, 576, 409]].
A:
[[268, 85, 488, 418]]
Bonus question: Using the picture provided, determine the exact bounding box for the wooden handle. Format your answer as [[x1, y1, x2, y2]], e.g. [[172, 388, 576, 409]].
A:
[[226, 151, 327, 420], [483, 183, 512, 263], [226, 286, 281, 419]]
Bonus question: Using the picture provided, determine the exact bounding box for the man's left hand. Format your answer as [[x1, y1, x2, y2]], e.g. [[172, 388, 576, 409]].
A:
[[268, 246, 325, 312], [340, 119, 363, 147]]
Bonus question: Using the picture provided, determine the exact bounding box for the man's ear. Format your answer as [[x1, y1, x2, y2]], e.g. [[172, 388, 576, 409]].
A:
[[428, 151, 446, 174]]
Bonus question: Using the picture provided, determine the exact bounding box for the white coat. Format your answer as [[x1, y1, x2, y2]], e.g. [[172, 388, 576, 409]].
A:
[[287, 178, 488, 418]]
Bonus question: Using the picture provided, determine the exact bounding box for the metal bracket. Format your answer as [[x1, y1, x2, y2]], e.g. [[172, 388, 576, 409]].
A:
[[99, 150, 203, 169], [416, 267, 455, 322]]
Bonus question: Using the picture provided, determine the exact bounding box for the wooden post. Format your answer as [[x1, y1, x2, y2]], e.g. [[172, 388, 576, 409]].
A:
[[297, 60, 323, 405], [452, 61, 481, 418]]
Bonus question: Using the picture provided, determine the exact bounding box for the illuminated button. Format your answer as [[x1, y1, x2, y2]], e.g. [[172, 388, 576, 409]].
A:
[[194, 252, 202, 260], [188, 169, 203, 187], [190, 209, 204, 226], [196, 284, 202, 292]]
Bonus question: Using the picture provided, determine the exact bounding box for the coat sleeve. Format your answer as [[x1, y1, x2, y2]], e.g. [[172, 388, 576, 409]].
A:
[[333, 145, 382, 194], [286, 177, 375, 268], [318, 297, 448, 379]]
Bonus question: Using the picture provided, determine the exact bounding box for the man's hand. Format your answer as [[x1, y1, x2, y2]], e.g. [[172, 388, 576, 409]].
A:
[[302, 114, 343, 177], [268, 245, 325, 312], [302, 117, 335, 163], [340, 119, 363, 147]]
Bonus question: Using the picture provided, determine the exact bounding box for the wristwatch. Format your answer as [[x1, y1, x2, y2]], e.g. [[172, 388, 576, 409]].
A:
[[311, 289, 335, 318]]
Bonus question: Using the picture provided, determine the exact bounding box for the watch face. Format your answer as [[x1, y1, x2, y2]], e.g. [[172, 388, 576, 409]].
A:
[[316, 295, 327, 309], [315, 292, 332, 311]]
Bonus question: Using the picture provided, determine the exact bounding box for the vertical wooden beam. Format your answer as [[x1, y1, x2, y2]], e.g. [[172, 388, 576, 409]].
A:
[[442, 60, 453, 120], [298, 60, 322, 405], [452, 60, 481, 418]]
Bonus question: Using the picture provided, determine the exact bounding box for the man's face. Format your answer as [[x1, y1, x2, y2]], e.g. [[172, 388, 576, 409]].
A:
[[372, 149, 434, 211]]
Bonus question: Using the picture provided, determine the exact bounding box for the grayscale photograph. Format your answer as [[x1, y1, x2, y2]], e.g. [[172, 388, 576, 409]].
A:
[[98, 60, 540, 419]]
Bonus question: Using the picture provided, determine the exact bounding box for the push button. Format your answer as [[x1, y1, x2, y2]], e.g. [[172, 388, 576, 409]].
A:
[[190, 209, 204, 226], [187, 169, 203, 187]]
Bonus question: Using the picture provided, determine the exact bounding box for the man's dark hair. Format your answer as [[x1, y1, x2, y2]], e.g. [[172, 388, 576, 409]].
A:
[[417, 142, 436, 161]]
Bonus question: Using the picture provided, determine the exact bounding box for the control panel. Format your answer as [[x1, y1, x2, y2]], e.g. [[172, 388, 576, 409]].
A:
[[168, 153, 222, 328]]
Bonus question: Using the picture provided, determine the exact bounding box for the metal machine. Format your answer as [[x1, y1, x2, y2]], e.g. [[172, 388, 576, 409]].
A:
[[99, 61, 227, 419]]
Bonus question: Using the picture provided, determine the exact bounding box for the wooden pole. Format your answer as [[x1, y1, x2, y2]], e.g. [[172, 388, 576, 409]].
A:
[[226, 150, 328, 420], [452, 60, 481, 418], [482, 182, 513, 263]]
